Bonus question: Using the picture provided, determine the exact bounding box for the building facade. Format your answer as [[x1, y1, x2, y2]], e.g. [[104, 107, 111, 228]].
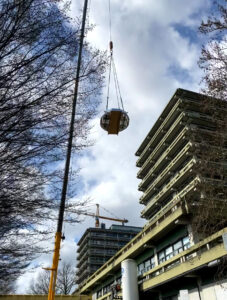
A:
[[78, 89, 227, 300], [76, 224, 142, 285]]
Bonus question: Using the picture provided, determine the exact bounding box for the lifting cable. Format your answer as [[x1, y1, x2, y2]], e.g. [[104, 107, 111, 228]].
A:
[[106, 0, 124, 111]]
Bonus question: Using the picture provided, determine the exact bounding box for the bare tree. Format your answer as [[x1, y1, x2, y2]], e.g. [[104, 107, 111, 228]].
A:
[[28, 262, 76, 295], [198, 0, 227, 99], [192, 0, 227, 237], [56, 263, 77, 295], [0, 0, 105, 288], [0, 280, 15, 295]]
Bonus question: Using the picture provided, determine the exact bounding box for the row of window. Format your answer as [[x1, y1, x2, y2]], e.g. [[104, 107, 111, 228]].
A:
[[158, 236, 190, 263], [137, 236, 190, 275], [90, 248, 116, 255], [90, 239, 126, 246], [97, 277, 121, 298], [91, 232, 134, 238]]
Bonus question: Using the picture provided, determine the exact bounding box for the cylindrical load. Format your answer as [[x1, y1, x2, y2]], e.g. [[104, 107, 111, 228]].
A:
[[100, 108, 129, 135], [121, 259, 139, 300]]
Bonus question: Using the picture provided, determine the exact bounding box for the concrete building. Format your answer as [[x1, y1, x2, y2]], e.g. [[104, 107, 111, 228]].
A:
[[76, 224, 142, 285], [78, 89, 227, 300]]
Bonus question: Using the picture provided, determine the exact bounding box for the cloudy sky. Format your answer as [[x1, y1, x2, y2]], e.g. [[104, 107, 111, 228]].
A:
[[16, 0, 211, 292]]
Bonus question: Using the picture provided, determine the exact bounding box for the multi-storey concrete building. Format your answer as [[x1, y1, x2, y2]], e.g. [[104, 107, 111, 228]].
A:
[[78, 89, 227, 300], [76, 224, 142, 285]]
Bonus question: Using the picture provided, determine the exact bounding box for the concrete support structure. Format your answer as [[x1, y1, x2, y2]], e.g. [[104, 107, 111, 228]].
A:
[[121, 259, 139, 300]]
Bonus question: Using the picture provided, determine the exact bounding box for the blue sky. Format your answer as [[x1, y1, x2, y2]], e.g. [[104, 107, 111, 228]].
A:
[[17, 0, 213, 292]]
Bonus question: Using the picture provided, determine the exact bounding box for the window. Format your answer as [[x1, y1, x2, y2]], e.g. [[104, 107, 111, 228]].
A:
[[151, 256, 155, 268], [158, 251, 165, 264], [165, 246, 173, 260], [97, 289, 102, 298], [144, 259, 151, 269], [158, 236, 190, 264], [183, 236, 190, 250], [138, 255, 156, 274], [138, 263, 144, 274], [173, 240, 183, 255]]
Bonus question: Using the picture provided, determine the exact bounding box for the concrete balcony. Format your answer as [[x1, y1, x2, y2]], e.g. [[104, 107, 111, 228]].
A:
[[77, 233, 89, 248], [136, 109, 211, 169], [77, 256, 88, 268], [140, 157, 197, 212], [139, 141, 193, 195], [78, 260, 89, 273], [140, 228, 227, 292], [136, 99, 183, 167], [141, 174, 200, 219], [138, 111, 186, 168], [137, 125, 190, 179], [137, 110, 214, 179], [77, 249, 90, 263], [140, 154, 194, 204]]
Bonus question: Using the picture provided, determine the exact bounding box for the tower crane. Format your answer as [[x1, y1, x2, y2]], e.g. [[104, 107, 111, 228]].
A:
[[83, 204, 128, 227]]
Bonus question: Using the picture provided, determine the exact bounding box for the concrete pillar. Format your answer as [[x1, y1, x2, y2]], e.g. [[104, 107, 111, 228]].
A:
[[187, 224, 196, 245], [121, 259, 139, 300], [178, 290, 189, 300], [154, 247, 159, 267]]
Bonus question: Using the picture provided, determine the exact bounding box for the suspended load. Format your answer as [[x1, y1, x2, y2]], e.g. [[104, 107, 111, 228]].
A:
[[100, 108, 129, 134], [100, 38, 129, 135]]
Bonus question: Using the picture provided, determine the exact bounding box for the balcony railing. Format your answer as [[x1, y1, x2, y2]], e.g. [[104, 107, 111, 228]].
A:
[[139, 140, 193, 191], [136, 99, 183, 167], [139, 144, 193, 202], [144, 176, 199, 223], [137, 126, 190, 179], [140, 228, 227, 291], [141, 157, 197, 213]]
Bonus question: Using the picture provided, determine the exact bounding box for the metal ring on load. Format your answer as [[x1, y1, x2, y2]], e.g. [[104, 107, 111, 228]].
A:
[[100, 108, 129, 135]]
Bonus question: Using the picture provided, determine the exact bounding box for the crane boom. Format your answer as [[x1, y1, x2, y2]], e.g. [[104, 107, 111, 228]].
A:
[[82, 212, 128, 224], [81, 204, 128, 227]]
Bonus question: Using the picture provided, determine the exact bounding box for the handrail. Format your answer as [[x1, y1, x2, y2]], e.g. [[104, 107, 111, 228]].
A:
[[136, 99, 183, 166], [139, 140, 192, 191], [139, 112, 186, 170], [137, 126, 189, 178], [139, 142, 192, 202], [141, 157, 197, 215]]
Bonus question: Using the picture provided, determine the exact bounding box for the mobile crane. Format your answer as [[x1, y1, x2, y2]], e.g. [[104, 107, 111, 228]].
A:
[[47, 0, 128, 299]]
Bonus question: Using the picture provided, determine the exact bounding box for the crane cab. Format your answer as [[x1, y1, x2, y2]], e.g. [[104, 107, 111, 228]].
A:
[[100, 108, 129, 135]]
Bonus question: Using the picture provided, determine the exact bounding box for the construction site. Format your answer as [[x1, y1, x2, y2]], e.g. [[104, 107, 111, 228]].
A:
[[1, 0, 226, 300]]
